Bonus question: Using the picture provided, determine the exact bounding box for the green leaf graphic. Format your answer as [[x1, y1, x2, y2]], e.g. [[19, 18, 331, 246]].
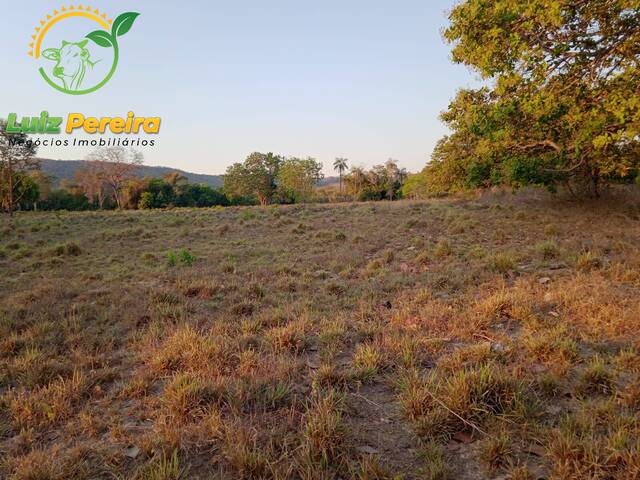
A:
[[112, 12, 140, 37], [86, 30, 114, 48]]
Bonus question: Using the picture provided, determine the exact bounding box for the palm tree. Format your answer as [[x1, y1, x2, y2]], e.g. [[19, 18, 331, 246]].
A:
[[333, 158, 349, 194]]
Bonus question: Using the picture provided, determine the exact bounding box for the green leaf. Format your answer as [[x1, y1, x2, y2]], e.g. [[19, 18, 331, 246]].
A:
[[86, 30, 114, 48], [112, 12, 140, 37]]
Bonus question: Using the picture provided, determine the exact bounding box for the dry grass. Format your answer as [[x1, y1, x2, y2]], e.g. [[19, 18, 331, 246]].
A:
[[1, 189, 640, 478]]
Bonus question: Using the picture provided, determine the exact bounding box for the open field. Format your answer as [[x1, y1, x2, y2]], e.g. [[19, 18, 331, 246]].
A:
[[1, 191, 640, 479]]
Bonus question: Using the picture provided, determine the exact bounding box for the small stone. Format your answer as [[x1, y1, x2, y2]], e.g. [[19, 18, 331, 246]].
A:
[[356, 445, 380, 455], [549, 262, 568, 270], [538, 277, 551, 285], [549, 311, 559, 318], [124, 445, 140, 459], [491, 342, 506, 353]]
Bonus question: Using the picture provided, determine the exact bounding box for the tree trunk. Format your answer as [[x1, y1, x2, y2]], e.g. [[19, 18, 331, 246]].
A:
[[7, 158, 14, 217], [113, 187, 122, 209]]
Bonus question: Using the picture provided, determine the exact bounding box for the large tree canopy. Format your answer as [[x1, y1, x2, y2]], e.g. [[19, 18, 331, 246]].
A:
[[277, 157, 324, 203], [426, 0, 640, 196], [224, 152, 283, 205]]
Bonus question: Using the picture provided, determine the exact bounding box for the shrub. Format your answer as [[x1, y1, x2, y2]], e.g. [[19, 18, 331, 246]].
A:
[[353, 343, 384, 381], [578, 355, 614, 395], [422, 441, 450, 480], [536, 240, 559, 259], [415, 251, 430, 266], [136, 450, 183, 480], [167, 251, 178, 267], [576, 251, 602, 272], [179, 249, 195, 266], [64, 242, 82, 256], [166, 249, 195, 267], [434, 239, 452, 258], [480, 433, 513, 472], [162, 373, 221, 422], [490, 252, 515, 273], [398, 364, 526, 440], [303, 390, 345, 464]]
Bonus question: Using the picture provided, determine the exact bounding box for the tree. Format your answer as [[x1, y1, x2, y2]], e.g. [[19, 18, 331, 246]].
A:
[[136, 178, 175, 209], [277, 157, 324, 203], [86, 147, 143, 208], [401, 171, 430, 199], [15, 173, 39, 210], [122, 177, 147, 209], [28, 171, 52, 211], [175, 184, 228, 207], [333, 158, 349, 194], [432, 0, 640, 196], [345, 166, 367, 199], [163, 172, 188, 188], [224, 152, 283, 206], [383, 159, 406, 200], [41, 190, 92, 211], [344, 162, 407, 201], [75, 163, 110, 208], [0, 120, 39, 216]]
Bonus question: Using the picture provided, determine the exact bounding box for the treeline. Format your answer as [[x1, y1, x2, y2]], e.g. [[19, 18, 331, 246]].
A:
[[223, 152, 408, 205], [1, 136, 413, 213], [3, 146, 231, 212], [13, 172, 230, 212], [404, 0, 640, 199]]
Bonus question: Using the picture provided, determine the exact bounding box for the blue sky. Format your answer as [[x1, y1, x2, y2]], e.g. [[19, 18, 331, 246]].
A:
[[1, 0, 479, 175]]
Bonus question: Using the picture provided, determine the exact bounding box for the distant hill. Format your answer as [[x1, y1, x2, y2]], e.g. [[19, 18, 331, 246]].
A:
[[39, 159, 224, 188], [318, 176, 340, 186]]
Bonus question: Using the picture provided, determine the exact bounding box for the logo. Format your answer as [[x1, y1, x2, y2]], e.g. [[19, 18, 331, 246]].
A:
[[28, 6, 140, 95]]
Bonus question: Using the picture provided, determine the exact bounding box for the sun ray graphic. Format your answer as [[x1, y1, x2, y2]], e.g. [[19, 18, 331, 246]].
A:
[[29, 5, 113, 58]]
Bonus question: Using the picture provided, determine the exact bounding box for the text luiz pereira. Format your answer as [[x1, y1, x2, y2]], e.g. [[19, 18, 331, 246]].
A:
[[6, 111, 161, 135]]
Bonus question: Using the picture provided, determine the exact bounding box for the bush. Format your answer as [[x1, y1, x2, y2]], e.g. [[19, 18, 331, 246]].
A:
[[434, 239, 453, 258], [40, 190, 92, 211], [166, 249, 195, 267], [536, 240, 559, 259], [51, 242, 81, 257], [490, 252, 515, 273], [179, 249, 195, 266]]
